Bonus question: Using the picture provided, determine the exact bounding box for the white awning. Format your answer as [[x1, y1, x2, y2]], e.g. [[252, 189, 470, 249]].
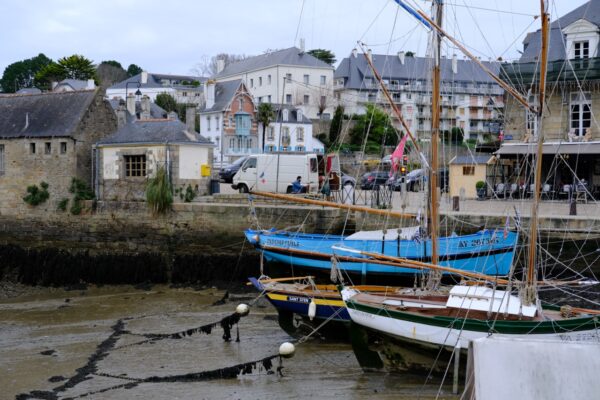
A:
[[495, 141, 600, 156]]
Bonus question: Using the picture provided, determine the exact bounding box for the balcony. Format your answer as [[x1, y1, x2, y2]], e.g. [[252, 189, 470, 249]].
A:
[[226, 147, 261, 156], [501, 57, 600, 83]]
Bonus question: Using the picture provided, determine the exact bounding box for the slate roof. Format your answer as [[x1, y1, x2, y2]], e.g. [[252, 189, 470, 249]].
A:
[[335, 53, 500, 89], [270, 104, 312, 124], [16, 88, 42, 95], [108, 72, 206, 90], [108, 99, 167, 121], [213, 47, 333, 78], [56, 79, 90, 91], [0, 90, 96, 139], [200, 80, 243, 113], [520, 0, 600, 62], [97, 118, 212, 146], [449, 155, 491, 165]]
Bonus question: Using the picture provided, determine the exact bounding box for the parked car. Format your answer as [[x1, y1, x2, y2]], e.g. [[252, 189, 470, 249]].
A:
[[219, 156, 248, 183], [360, 171, 390, 190], [341, 172, 356, 187], [381, 155, 392, 166], [388, 168, 448, 192], [405, 169, 426, 191]]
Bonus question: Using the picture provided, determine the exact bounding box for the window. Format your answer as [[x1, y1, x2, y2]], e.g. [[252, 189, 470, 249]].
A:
[[250, 78, 254, 87], [60, 142, 67, 154], [124, 155, 146, 177], [268, 75, 272, 85], [235, 114, 251, 135], [267, 127, 275, 141], [207, 116, 211, 131], [285, 73, 292, 83], [268, 95, 272, 102], [182, 91, 188, 97], [216, 116, 220, 131], [45, 142, 51, 154], [310, 157, 318, 173], [574, 41, 590, 59], [229, 116, 233, 127], [247, 138, 252, 149], [238, 98, 244, 109], [259, 77, 262, 86], [244, 157, 257, 169], [320, 75, 326, 85], [215, 137, 220, 147], [286, 94, 292, 104], [0, 145, 4, 175], [303, 94, 310, 104], [296, 146, 305, 152], [229, 138, 235, 148], [303, 74, 309, 84], [282, 109, 289, 121], [296, 127, 304, 141], [526, 94, 539, 135], [570, 92, 592, 136], [30, 143, 36, 154], [462, 166, 475, 175], [281, 127, 290, 145]]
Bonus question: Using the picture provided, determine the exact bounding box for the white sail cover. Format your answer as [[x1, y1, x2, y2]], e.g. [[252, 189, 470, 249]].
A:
[[446, 286, 537, 318], [345, 226, 420, 241]]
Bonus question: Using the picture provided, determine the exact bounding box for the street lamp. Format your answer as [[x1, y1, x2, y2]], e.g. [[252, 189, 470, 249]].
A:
[[125, 81, 142, 101]]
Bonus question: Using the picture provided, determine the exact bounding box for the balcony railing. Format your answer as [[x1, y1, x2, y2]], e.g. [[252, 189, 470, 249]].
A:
[[226, 148, 261, 155], [501, 57, 600, 82]]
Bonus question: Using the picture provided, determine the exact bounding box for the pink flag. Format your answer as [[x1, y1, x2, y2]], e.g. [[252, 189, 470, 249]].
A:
[[390, 134, 409, 175]]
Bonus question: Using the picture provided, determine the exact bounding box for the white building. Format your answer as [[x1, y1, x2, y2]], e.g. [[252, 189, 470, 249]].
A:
[[213, 46, 335, 120], [334, 50, 504, 142], [106, 71, 206, 106], [260, 105, 324, 153]]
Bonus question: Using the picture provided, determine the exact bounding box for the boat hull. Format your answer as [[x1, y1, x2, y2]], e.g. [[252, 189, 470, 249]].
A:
[[245, 229, 518, 276]]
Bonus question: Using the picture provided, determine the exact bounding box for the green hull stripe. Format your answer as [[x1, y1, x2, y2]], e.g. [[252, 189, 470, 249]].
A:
[[347, 300, 599, 335]]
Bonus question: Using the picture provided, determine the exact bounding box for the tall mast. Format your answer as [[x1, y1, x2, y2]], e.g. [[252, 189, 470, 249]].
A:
[[427, 0, 443, 288], [524, 0, 550, 305]]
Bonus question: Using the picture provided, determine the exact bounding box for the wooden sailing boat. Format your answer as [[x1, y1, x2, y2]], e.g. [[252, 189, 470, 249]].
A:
[[340, 0, 600, 374]]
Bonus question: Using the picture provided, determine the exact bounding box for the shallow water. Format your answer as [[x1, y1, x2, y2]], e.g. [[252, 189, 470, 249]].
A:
[[0, 285, 457, 400]]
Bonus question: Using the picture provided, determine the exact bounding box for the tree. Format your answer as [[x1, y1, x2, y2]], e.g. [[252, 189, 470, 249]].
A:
[[257, 103, 275, 152], [1, 53, 52, 93], [35, 54, 96, 89], [155, 93, 178, 113], [127, 64, 143, 77], [101, 60, 123, 69], [307, 49, 336, 65], [193, 53, 248, 76], [329, 105, 345, 145], [405, 51, 415, 57], [96, 62, 127, 86], [349, 104, 396, 153]]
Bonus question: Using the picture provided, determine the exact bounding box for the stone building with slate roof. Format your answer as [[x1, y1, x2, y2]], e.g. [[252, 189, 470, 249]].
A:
[[96, 96, 214, 201], [198, 80, 258, 165], [334, 50, 504, 142], [498, 0, 600, 195], [106, 71, 206, 106], [0, 89, 116, 214], [213, 47, 335, 120]]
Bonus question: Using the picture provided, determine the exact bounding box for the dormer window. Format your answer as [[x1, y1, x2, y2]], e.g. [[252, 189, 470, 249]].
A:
[[296, 109, 302, 121], [282, 109, 289, 121], [574, 41, 589, 59]]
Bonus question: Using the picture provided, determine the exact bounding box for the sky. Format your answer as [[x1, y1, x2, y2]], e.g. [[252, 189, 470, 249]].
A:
[[0, 0, 589, 76]]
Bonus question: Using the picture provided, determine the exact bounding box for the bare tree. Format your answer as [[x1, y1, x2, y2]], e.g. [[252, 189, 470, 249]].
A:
[[192, 53, 250, 77]]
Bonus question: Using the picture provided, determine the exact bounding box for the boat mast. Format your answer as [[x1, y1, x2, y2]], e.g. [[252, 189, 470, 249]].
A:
[[524, 0, 550, 305], [427, 0, 443, 288]]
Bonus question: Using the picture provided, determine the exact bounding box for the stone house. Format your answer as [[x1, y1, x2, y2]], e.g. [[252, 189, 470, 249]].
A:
[[260, 104, 324, 153], [498, 0, 600, 195], [212, 46, 335, 120], [0, 90, 117, 215], [198, 80, 258, 165], [96, 96, 214, 201]]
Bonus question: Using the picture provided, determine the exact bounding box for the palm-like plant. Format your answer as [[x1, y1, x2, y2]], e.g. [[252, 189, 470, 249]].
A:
[[257, 103, 275, 152]]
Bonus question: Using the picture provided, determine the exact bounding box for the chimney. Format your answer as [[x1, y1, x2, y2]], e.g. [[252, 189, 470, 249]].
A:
[[452, 54, 458, 74], [398, 51, 405, 65], [367, 49, 372, 61], [205, 80, 216, 109], [216, 59, 225, 74], [352, 48, 358, 58], [186, 106, 196, 133], [86, 79, 95, 90], [126, 93, 136, 116], [141, 71, 148, 84], [299, 38, 305, 53], [116, 100, 127, 128], [167, 111, 178, 120], [140, 95, 151, 120]]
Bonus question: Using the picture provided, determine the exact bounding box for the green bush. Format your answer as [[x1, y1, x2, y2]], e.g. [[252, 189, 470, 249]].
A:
[[23, 181, 50, 206], [69, 178, 94, 215], [476, 180, 486, 190], [184, 184, 196, 202], [146, 166, 173, 215], [57, 198, 69, 211]]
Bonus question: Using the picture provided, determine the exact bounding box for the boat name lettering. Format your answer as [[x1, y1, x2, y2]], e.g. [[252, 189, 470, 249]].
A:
[[287, 296, 310, 303], [558, 332, 600, 342], [458, 237, 499, 248], [265, 238, 300, 247]]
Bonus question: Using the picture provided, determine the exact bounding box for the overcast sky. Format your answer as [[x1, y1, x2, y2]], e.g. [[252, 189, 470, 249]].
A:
[[0, 0, 589, 76]]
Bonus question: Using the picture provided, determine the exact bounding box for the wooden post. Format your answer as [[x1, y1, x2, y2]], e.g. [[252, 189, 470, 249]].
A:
[[570, 198, 577, 216], [453, 344, 461, 394]]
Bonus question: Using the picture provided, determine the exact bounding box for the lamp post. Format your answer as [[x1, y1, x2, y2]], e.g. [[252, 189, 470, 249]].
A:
[[125, 81, 142, 100]]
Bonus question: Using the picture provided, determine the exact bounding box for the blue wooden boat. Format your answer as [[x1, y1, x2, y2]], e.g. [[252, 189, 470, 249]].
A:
[[245, 228, 518, 278]]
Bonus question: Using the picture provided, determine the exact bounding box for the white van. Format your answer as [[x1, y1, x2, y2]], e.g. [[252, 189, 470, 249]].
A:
[[232, 153, 319, 194]]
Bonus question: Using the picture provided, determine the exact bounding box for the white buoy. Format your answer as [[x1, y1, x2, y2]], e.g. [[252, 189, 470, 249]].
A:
[[236, 303, 250, 316], [279, 342, 295, 358], [308, 299, 316, 321], [252, 235, 260, 243]]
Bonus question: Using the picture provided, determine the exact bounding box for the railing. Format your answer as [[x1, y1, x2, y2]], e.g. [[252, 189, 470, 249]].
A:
[[226, 148, 261, 155], [501, 57, 600, 82]]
